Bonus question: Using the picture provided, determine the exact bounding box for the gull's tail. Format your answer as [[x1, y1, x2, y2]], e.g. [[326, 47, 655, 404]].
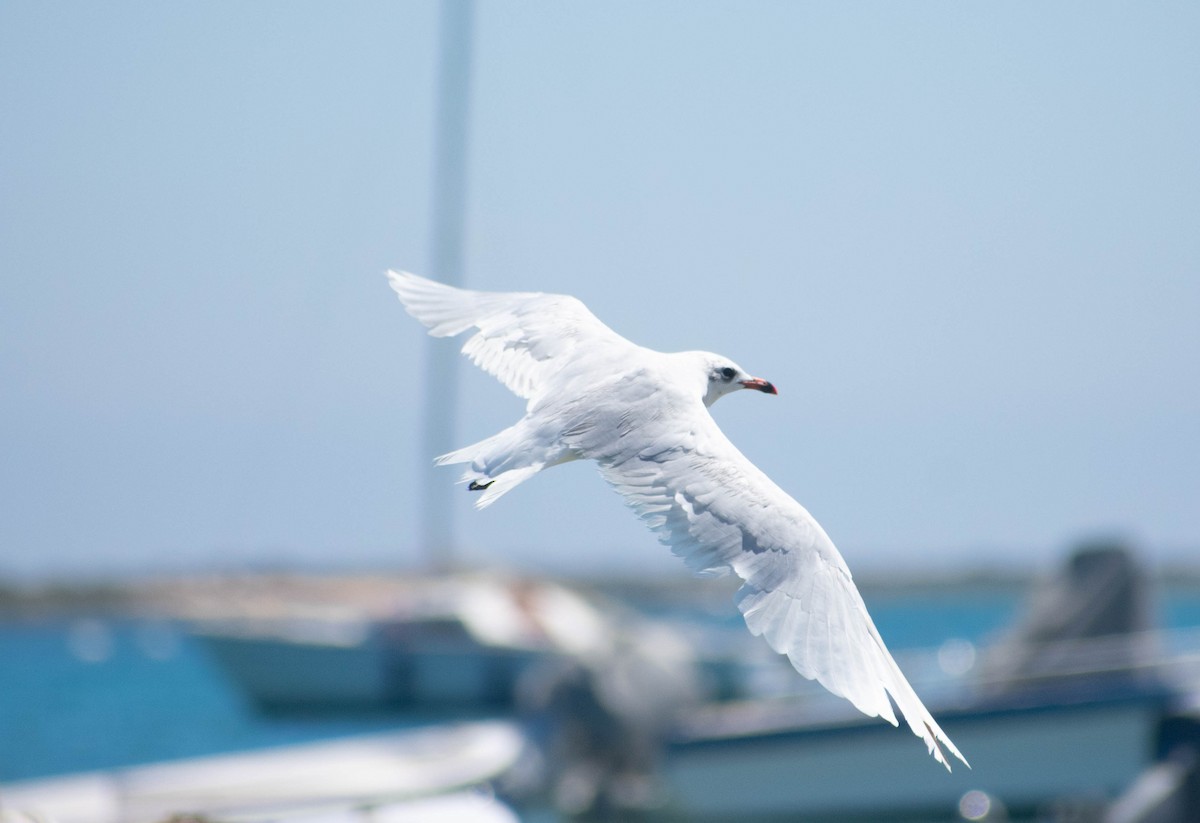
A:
[[436, 422, 578, 509], [435, 435, 540, 509]]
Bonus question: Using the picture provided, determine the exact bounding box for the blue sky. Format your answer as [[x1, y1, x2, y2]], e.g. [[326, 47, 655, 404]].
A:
[[2, 2, 1197, 581]]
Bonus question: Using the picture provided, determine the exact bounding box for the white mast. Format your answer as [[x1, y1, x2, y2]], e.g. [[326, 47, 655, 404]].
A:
[[421, 0, 475, 570]]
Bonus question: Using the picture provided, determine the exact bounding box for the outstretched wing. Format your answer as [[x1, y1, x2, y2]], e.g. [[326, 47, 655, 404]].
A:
[[593, 410, 969, 771], [388, 271, 635, 403]]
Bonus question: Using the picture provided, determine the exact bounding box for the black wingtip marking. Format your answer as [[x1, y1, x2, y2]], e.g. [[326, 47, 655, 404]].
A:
[[468, 479, 495, 491]]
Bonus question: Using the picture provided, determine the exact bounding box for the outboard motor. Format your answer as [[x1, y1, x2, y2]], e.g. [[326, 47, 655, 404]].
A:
[[514, 622, 702, 819], [978, 542, 1159, 699]]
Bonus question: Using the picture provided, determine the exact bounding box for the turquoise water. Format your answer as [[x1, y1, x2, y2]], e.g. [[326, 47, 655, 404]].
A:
[[0, 619, 410, 781], [2, 585, 1198, 783]]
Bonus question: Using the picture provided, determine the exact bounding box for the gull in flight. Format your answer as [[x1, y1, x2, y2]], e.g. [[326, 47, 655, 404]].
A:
[[388, 270, 968, 770]]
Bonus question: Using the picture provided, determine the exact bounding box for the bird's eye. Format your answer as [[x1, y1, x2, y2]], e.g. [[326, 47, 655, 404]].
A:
[[720, 367, 736, 381]]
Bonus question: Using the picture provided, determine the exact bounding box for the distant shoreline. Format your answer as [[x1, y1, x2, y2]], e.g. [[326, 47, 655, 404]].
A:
[[3, 564, 1200, 619]]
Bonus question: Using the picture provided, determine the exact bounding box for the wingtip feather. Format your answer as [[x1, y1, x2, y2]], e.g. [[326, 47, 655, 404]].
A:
[[385, 268, 420, 296]]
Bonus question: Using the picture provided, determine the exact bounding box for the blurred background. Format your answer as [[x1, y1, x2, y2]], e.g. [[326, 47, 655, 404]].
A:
[[1, 2, 1198, 821]]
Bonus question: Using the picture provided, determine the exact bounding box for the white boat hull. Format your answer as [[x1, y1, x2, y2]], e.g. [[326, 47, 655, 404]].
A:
[[664, 694, 1166, 819]]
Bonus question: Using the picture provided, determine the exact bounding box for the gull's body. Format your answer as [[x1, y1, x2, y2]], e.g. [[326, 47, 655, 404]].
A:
[[388, 270, 967, 770]]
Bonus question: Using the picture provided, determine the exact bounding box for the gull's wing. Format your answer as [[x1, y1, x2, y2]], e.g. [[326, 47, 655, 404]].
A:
[[388, 271, 634, 402], [593, 411, 969, 771]]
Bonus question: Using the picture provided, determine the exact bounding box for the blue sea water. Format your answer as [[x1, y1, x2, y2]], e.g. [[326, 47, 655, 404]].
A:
[[0, 619, 411, 782], [2, 584, 1199, 783]]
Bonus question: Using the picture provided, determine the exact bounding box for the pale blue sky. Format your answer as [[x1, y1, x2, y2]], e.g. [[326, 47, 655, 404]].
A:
[[2, 2, 1197, 580]]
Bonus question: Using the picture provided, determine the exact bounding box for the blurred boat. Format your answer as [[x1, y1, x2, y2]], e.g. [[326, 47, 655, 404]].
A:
[[192, 575, 622, 712], [655, 545, 1200, 821], [0, 720, 524, 823], [662, 645, 1195, 820]]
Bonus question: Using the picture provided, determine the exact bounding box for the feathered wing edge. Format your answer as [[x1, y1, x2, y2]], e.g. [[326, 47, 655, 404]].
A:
[[597, 448, 969, 772], [387, 269, 541, 399], [736, 578, 968, 771], [387, 269, 516, 338], [387, 270, 629, 403]]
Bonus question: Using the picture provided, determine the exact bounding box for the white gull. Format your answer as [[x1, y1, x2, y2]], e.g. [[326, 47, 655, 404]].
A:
[[388, 270, 968, 770]]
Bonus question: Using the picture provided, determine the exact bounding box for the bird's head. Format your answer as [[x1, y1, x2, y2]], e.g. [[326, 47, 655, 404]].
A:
[[690, 352, 778, 407]]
